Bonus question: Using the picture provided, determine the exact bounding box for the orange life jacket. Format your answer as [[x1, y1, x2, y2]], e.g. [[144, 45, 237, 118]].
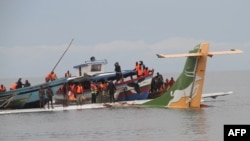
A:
[[143, 69, 149, 76], [0, 85, 6, 92], [51, 73, 57, 80], [99, 83, 104, 90], [45, 73, 51, 82], [135, 64, 140, 71], [10, 83, 17, 90], [76, 85, 83, 94], [137, 68, 143, 77]]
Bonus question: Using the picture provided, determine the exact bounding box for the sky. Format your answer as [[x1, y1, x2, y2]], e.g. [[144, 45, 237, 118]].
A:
[[0, 0, 249, 79]]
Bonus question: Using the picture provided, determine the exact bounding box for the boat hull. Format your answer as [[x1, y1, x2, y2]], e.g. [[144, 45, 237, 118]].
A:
[[54, 70, 153, 104], [0, 78, 68, 109]]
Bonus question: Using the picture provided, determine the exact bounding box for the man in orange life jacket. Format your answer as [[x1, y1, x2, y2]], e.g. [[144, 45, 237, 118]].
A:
[[143, 67, 150, 76], [10, 82, 17, 90], [134, 62, 140, 71], [45, 71, 57, 82], [137, 65, 143, 77], [76, 83, 83, 105]]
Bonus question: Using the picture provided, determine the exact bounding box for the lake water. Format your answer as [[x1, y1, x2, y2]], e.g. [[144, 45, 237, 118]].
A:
[[0, 70, 249, 141]]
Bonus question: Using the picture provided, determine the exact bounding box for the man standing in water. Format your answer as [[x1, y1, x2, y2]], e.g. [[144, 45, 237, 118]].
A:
[[108, 80, 116, 103], [46, 86, 54, 109], [39, 85, 45, 108], [90, 81, 97, 103]]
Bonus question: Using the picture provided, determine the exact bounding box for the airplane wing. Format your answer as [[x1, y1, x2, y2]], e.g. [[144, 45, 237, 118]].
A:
[[157, 49, 243, 58], [208, 49, 243, 57], [156, 53, 202, 58], [202, 91, 233, 99]]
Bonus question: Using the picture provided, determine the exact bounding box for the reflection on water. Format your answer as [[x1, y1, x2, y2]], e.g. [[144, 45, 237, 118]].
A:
[[181, 109, 209, 141]]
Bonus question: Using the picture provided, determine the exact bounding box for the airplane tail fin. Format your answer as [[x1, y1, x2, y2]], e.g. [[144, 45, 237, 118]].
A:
[[142, 43, 243, 108]]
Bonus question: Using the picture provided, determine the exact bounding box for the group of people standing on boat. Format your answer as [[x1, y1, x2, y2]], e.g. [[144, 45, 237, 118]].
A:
[[150, 72, 175, 93], [134, 61, 153, 77]]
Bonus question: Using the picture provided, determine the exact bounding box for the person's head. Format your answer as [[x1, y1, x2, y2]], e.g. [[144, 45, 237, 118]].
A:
[[139, 61, 143, 65]]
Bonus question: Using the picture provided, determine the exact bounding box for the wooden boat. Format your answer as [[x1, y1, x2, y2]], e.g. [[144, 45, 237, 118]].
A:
[[0, 56, 154, 109], [54, 69, 154, 104], [0, 78, 68, 109]]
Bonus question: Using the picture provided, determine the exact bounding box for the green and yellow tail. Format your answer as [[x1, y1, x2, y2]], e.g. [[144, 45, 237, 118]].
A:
[[142, 43, 242, 108]]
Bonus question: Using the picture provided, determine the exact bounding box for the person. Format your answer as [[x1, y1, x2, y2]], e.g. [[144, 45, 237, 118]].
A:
[[24, 80, 31, 87], [62, 83, 68, 107], [16, 77, 23, 89], [169, 77, 175, 87], [46, 86, 54, 109], [45, 71, 57, 82], [165, 78, 170, 91], [139, 60, 144, 67], [134, 62, 140, 71], [0, 84, 6, 92], [150, 77, 157, 93], [50, 71, 57, 81], [65, 70, 71, 77], [143, 67, 150, 76], [76, 83, 83, 105], [137, 65, 143, 77], [69, 83, 77, 101], [114, 62, 123, 83], [90, 81, 97, 103], [98, 81, 105, 102], [10, 82, 17, 90], [156, 72, 164, 92], [39, 85, 45, 108], [108, 80, 116, 103]]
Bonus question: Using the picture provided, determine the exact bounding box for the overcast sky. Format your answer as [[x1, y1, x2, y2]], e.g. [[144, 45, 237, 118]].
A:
[[0, 0, 249, 79]]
